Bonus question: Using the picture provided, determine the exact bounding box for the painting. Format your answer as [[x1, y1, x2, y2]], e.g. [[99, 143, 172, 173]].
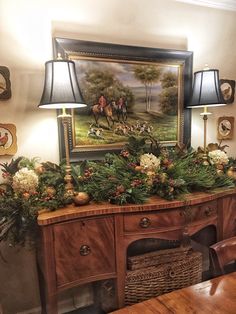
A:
[[217, 116, 234, 140], [220, 79, 235, 104], [0, 66, 11, 100], [54, 38, 193, 161], [0, 123, 17, 155]]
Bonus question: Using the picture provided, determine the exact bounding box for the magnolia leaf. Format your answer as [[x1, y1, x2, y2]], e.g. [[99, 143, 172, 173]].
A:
[[197, 146, 204, 154]]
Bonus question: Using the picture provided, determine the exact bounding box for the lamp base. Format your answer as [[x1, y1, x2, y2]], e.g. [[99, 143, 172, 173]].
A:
[[64, 165, 74, 196], [59, 108, 75, 197], [202, 154, 209, 166], [201, 107, 211, 166]]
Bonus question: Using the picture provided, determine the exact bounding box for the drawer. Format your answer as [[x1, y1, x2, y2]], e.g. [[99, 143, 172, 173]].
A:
[[188, 200, 217, 223], [124, 209, 185, 232], [53, 216, 116, 287], [123, 200, 217, 233]]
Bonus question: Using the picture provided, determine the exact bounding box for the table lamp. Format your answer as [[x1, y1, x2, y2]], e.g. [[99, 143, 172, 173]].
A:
[[187, 67, 226, 162], [38, 58, 87, 194]]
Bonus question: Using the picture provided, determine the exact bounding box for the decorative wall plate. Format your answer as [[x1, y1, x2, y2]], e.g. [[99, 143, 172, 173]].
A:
[[220, 79, 235, 104], [217, 116, 234, 140], [0, 123, 17, 155], [0, 66, 11, 100]]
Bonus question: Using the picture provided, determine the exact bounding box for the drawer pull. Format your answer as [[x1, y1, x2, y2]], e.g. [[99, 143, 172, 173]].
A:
[[168, 269, 176, 278], [205, 207, 213, 217], [139, 217, 151, 228], [80, 245, 91, 256]]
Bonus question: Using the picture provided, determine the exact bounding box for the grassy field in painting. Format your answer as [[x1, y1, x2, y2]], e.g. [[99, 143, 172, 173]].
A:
[[73, 110, 177, 147]]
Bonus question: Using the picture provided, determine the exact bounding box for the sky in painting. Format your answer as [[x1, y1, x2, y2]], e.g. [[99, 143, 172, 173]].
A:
[[75, 58, 179, 91]]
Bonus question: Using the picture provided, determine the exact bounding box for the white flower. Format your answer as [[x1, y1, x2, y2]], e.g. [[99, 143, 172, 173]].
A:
[[12, 167, 39, 194], [140, 153, 160, 171], [208, 150, 229, 165]]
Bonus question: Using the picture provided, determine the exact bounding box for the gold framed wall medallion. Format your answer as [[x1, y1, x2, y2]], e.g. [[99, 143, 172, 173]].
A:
[[217, 117, 234, 140], [0, 123, 17, 155]]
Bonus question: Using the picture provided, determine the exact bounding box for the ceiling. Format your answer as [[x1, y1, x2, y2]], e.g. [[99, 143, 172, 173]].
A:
[[175, 0, 236, 11]]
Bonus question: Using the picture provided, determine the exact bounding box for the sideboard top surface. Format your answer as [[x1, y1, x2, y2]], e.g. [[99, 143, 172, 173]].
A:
[[37, 188, 236, 226]]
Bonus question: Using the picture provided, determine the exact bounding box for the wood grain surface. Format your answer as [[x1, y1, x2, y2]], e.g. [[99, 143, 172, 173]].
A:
[[110, 272, 236, 314], [37, 188, 236, 226], [53, 216, 116, 287]]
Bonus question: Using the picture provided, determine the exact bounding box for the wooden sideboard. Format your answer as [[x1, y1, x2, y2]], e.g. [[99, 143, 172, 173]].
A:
[[37, 188, 236, 314]]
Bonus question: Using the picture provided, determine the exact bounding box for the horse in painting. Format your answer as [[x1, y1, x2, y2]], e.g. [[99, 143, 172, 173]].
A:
[[91, 103, 115, 128]]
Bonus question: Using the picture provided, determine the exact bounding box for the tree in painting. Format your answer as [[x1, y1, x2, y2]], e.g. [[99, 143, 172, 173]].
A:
[[133, 65, 162, 112], [81, 69, 134, 108], [159, 71, 178, 115], [81, 69, 114, 105]]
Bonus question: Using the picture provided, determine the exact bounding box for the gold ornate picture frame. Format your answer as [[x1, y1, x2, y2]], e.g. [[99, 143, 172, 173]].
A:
[[54, 38, 193, 161]]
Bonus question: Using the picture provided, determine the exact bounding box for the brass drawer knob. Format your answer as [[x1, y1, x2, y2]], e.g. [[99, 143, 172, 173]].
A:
[[168, 269, 176, 278], [139, 217, 151, 228], [205, 207, 213, 217], [80, 245, 91, 256]]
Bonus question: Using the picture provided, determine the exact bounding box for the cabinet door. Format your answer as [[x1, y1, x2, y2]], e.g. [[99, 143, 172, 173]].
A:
[[219, 196, 236, 240], [53, 216, 116, 287]]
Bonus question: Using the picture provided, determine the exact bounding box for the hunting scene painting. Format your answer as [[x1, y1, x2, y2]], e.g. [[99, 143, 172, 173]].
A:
[[72, 57, 183, 151]]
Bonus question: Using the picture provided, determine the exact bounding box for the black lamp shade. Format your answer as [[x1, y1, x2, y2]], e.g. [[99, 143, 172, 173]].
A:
[[188, 69, 226, 108], [38, 60, 86, 109]]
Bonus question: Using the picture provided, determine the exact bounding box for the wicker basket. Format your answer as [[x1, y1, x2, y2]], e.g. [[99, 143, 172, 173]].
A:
[[127, 246, 192, 271], [125, 250, 202, 305]]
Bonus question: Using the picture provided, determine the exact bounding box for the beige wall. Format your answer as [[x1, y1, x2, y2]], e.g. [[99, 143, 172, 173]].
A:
[[0, 0, 236, 312]]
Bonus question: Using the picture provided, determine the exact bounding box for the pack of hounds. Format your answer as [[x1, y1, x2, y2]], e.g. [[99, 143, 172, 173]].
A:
[[87, 121, 153, 139], [88, 94, 153, 140]]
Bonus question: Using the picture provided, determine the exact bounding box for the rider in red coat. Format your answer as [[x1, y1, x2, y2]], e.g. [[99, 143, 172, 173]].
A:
[[98, 94, 107, 113], [117, 96, 125, 110]]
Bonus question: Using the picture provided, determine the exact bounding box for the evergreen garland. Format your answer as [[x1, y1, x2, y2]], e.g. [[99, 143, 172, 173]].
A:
[[0, 137, 236, 246], [0, 157, 71, 246], [74, 153, 150, 205]]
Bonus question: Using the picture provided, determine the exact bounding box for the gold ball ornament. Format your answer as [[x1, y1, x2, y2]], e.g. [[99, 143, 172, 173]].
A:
[[45, 186, 56, 197], [227, 167, 236, 180], [22, 192, 30, 199], [35, 165, 45, 174], [202, 159, 209, 166], [146, 171, 155, 177], [167, 163, 174, 170], [73, 192, 90, 206]]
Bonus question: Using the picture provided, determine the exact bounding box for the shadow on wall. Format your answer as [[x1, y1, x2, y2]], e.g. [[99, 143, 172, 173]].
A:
[[0, 242, 41, 314], [51, 21, 188, 51], [0, 240, 94, 314]]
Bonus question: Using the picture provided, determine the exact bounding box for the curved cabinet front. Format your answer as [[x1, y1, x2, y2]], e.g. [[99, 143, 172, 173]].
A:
[[53, 216, 116, 288]]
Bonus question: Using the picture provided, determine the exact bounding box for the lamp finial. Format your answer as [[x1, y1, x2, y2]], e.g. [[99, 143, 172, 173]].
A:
[[57, 53, 63, 60]]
